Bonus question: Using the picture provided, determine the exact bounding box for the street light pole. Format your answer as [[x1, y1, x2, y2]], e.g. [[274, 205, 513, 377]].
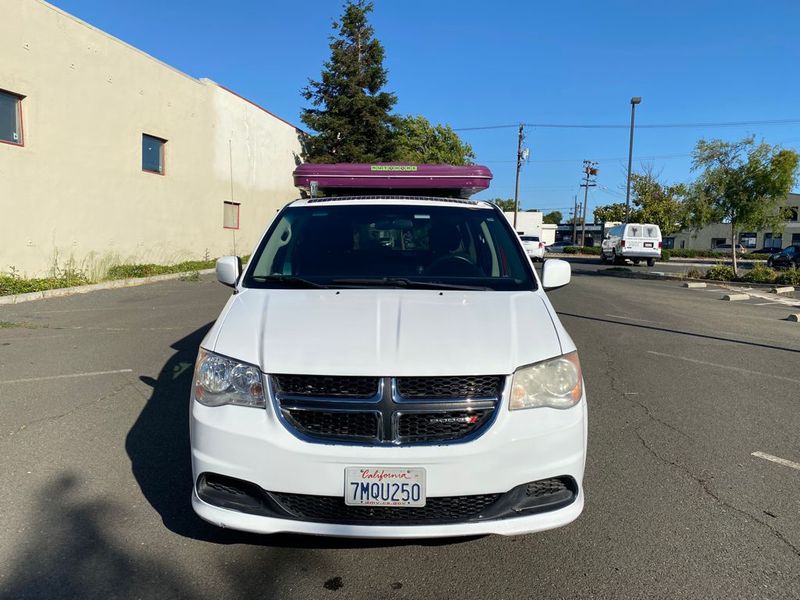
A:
[[624, 96, 641, 224]]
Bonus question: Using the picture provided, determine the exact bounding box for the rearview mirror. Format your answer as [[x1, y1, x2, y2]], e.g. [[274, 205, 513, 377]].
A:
[[542, 259, 571, 290], [216, 256, 242, 288]]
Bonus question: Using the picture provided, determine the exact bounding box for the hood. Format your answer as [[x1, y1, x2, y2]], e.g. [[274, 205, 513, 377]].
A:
[[210, 289, 563, 376]]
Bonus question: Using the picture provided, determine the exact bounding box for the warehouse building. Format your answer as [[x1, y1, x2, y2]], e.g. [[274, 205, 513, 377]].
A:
[[0, 0, 303, 277]]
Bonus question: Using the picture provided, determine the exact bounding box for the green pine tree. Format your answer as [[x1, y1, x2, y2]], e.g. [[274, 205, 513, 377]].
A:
[[301, 1, 398, 163]]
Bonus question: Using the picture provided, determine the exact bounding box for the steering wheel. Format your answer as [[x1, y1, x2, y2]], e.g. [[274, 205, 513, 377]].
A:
[[426, 254, 483, 276]]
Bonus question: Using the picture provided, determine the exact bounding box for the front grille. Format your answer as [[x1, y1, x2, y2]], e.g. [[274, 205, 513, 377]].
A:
[[397, 409, 493, 443], [273, 375, 504, 445], [270, 492, 501, 524], [284, 410, 379, 440], [272, 374, 378, 398], [397, 375, 504, 399]]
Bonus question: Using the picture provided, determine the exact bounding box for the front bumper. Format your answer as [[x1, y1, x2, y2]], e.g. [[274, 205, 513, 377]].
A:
[[190, 389, 587, 538]]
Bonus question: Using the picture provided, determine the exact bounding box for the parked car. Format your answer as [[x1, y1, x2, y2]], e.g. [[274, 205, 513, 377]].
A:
[[545, 241, 573, 253], [190, 165, 587, 539], [600, 223, 662, 266], [750, 247, 783, 256], [766, 245, 800, 269], [520, 235, 545, 261]]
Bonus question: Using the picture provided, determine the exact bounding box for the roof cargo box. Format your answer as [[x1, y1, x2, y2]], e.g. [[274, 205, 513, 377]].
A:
[[293, 163, 492, 199]]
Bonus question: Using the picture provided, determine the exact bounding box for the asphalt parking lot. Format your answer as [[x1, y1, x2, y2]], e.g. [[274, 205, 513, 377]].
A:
[[1, 270, 799, 599]]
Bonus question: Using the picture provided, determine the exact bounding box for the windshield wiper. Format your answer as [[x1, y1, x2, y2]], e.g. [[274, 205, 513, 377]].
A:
[[332, 277, 491, 291], [251, 275, 328, 289]]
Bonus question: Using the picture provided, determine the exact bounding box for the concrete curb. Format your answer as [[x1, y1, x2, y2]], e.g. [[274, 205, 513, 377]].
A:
[[722, 293, 750, 301], [0, 269, 215, 306]]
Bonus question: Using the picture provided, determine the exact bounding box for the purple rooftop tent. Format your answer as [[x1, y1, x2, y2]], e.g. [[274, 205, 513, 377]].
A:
[[292, 163, 493, 199]]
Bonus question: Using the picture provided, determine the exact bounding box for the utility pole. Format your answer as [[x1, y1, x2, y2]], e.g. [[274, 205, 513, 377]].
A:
[[513, 124, 528, 230], [579, 160, 598, 247], [571, 195, 578, 245]]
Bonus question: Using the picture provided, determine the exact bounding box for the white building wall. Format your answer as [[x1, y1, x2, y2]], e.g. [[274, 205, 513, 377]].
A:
[[0, 0, 303, 276]]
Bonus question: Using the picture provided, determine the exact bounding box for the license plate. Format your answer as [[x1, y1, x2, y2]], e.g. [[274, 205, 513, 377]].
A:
[[345, 467, 426, 507], [644, 242, 653, 247]]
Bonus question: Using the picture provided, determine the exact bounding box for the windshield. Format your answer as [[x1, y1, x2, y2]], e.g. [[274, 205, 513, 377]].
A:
[[244, 203, 536, 291]]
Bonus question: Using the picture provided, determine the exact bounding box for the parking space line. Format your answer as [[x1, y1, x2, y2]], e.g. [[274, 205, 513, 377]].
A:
[[751, 451, 800, 472], [0, 369, 133, 385], [647, 351, 800, 384]]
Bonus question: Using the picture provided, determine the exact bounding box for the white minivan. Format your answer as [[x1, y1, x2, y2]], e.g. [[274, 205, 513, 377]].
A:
[[190, 173, 587, 539], [600, 223, 662, 266]]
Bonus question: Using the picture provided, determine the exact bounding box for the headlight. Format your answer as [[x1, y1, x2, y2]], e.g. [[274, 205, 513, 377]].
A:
[[509, 351, 583, 410], [193, 348, 265, 408]]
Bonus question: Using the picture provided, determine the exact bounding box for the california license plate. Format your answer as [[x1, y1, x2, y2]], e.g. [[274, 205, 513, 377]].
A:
[[644, 242, 653, 247], [344, 467, 426, 507]]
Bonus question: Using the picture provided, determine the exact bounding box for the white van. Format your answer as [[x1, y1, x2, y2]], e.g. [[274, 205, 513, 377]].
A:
[[600, 223, 662, 266], [191, 194, 587, 539]]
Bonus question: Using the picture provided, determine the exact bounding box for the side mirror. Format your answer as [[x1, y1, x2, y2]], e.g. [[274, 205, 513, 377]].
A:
[[216, 256, 241, 288], [542, 258, 571, 290]]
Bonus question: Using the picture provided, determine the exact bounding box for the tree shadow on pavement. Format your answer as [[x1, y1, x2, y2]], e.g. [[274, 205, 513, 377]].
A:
[[125, 323, 477, 550], [0, 474, 200, 600], [559, 311, 800, 354]]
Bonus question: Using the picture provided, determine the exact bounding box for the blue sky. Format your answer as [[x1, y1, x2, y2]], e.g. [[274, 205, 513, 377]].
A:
[[52, 0, 800, 216]]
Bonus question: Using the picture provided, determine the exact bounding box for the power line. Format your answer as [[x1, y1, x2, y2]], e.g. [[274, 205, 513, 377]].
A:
[[483, 152, 690, 164], [454, 118, 800, 132]]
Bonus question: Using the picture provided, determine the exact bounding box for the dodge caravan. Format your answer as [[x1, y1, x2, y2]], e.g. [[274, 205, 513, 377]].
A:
[[189, 164, 587, 538]]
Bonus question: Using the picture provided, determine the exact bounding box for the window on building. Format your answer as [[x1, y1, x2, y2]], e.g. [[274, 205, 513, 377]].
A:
[[739, 232, 757, 248], [680, 240, 686, 249], [792, 233, 800, 245], [0, 89, 24, 145], [223, 201, 240, 229], [786, 207, 799, 222], [763, 233, 782, 249], [662, 237, 675, 249], [711, 238, 726, 249], [142, 134, 166, 174]]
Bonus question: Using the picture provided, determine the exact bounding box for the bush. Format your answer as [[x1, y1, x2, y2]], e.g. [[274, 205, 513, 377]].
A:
[[740, 264, 778, 284], [686, 268, 702, 279], [704, 264, 736, 281], [0, 273, 91, 296], [562, 246, 601, 255], [660, 249, 671, 261], [105, 259, 216, 280], [562, 246, 578, 254], [775, 268, 800, 286]]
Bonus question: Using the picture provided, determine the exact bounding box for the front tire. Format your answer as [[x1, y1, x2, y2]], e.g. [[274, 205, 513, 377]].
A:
[[613, 251, 624, 265], [600, 252, 608, 264], [647, 258, 656, 267]]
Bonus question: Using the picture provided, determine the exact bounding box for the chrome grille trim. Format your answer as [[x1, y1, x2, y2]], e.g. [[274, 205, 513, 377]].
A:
[[270, 375, 505, 446]]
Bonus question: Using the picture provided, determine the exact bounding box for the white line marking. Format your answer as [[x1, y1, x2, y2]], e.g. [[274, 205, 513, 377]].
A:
[[605, 314, 661, 324], [0, 369, 133, 385], [751, 451, 800, 471], [647, 351, 800, 384]]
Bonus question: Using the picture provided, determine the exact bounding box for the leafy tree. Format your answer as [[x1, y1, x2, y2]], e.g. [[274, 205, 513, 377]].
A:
[[489, 199, 516, 211], [543, 211, 562, 224], [630, 167, 688, 236], [686, 136, 799, 275], [393, 115, 474, 165], [593, 203, 628, 223], [301, 1, 397, 162]]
